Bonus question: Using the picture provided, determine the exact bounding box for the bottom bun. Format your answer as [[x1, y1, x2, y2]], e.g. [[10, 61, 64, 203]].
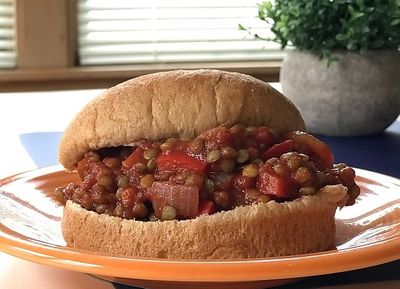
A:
[[62, 185, 347, 259]]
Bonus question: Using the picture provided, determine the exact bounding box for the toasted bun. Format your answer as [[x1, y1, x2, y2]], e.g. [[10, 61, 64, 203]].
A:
[[59, 69, 305, 171], [62, 185, 347, 259]]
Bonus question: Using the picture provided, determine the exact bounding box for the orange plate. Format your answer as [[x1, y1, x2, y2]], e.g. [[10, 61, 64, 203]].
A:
[[0, 166, 399, 289]]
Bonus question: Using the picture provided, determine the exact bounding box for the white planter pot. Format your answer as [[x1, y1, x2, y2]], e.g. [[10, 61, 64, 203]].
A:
[[280, 50, 400, 136]]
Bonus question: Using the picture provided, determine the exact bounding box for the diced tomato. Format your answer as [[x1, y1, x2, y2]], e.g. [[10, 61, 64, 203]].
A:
[[287, 131, 334, 170], [233, 175, 256, 191], [156, 152, 207, 173], [82, 177, 97, 190], [197, 200, 217, 216], [254, 127, 275, 146], [122, 147, 145, 170], [200, 127, 232, 149], [149, 182, 199, 218], [257, 164, 297, 199], [263, 139, 295, 160]]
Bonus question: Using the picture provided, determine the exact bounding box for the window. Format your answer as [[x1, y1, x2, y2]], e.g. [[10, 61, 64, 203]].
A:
[[77, 0, 283, 66], [0, 0, 15, 69], [1, 0, 282, 91]]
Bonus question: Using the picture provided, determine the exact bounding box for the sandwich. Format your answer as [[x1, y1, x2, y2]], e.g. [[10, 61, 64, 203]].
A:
[[57, 69, 359, 259]]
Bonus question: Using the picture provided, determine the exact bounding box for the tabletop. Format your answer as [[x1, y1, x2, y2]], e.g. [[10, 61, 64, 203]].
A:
[[0, 88, 399, 289]]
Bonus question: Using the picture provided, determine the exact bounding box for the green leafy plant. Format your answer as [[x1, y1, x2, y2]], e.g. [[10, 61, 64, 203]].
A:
[[241, 0, 400, 61]]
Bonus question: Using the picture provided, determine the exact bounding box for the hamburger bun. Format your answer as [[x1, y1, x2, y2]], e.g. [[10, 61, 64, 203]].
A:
[[59, 69, 348, 259], [62, 185, 346, 259], [59, 69, 305, 171]]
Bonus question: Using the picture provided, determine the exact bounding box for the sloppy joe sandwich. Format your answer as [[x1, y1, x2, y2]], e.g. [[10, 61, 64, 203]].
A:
[[57, 69, 359, 259]]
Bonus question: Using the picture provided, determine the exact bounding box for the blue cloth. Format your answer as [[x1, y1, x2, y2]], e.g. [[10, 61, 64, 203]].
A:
[[316, 120, 400, 177]]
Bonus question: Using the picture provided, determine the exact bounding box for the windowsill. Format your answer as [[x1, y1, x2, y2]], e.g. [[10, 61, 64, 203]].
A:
[[0, 61, 281, 92]]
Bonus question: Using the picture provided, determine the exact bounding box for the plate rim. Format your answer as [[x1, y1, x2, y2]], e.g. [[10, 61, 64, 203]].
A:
[[0, 166, 399, 282]]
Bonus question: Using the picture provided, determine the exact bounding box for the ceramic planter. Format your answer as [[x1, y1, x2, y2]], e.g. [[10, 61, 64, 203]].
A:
[[280, 50, 400, 136]]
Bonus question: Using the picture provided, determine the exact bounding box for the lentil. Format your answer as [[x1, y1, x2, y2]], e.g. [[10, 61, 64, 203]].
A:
[[207, 149, 221, 163], [189, 138, 205, 154], [143, 148, 159, 160], [161, 205, 177, 220], [280, 152, 303, 170], [236, 149, 250, 163], [220, 159, 235, 173], [98, 174, 114, 188], [91, 184, 109, 204], [214, 191, 232, 209], [221, 147, 238, 159], [300, 187, 316, 195], [80, 193, 93, 209], [185, 174, 205, 186], [160, 142, 174, 151], [134, 162, 147, 172], [117, 175, 129, 188], [132, 203, 149, 219], [95, 204, 108, 214], [273, 163, 286, 176], [174, 173, 188, 184], [293, 167, 311, 183], [251, 158, 263, 165], [257, 195, 270, 203], [245, 189, 260, 199], [242, 164, 259, 177], [140, 174, 155, 189], [114, 204, 124, 218], [85, 151, 100, 162], [205, 179, 215, 193], [103, 157, 121, 168], [147, 158, 157, 171], [213, 174, 232, 191]]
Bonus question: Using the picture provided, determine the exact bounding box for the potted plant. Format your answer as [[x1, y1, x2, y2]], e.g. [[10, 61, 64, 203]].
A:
[[244, 0, 400, 136]]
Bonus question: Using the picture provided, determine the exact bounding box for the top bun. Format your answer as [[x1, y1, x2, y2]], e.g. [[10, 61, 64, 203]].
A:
[[59, 69, 305, 170]]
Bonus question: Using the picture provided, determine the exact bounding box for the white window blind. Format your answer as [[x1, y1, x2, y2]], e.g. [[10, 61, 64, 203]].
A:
[[0, 0, 15, 69], [78, 0, 283, 66]]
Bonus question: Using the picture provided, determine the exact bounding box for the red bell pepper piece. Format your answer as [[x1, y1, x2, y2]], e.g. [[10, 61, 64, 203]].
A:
[[156, 151, 207, 173], [257, 164, 297, 199], [200, 127, 232, 149], [263, 139, 295, 160], [122, 147, 145, 170], [287, 131, 334, 170]]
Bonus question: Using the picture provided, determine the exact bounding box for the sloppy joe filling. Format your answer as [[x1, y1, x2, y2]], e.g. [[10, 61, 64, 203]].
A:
[[57, 124, 360, 221]]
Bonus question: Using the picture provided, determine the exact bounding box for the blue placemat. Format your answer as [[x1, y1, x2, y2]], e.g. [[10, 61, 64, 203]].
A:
[[317, 120, 400, 177], [19, 131, 63, 167]]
